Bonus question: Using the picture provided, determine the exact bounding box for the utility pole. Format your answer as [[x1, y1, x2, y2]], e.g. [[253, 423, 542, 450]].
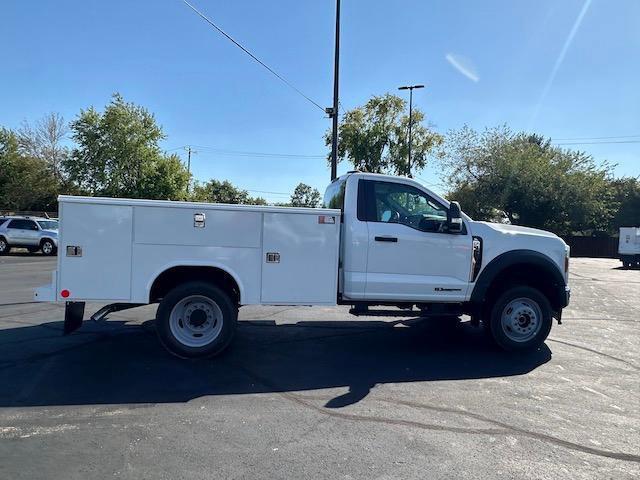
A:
[[328, 0, 341, 181], [185, 146, 197, 193], [398, 84, 424, 177]]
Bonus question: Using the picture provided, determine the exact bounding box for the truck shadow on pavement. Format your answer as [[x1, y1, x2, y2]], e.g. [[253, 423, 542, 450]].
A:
[[0, 316, 551, 408]]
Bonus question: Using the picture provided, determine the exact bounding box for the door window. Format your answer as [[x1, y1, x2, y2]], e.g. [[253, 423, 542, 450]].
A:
[[7, 219, 38, 230], [367, 181, 449, 233]]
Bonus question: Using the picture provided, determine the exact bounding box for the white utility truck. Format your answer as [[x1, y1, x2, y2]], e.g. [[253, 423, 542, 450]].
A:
[[34, 172, 570, 357], [619, 227, 640, 268]]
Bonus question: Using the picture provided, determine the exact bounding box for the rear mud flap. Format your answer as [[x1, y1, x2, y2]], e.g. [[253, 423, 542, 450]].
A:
[[64, 301, 85, 335]]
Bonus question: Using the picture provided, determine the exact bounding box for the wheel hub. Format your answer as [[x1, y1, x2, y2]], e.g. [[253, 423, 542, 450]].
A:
[[169, 295, 224, 348], [517, 313, 531, 328], [501, 298, 542, 343], [188, 308, 209, 328]]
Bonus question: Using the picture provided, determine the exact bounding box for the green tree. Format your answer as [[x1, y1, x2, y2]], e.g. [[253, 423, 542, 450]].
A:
[[64, 93, 190, 200], [442, 125, 615, 236], [326, 93, 443, 176], [191, 179, 267, 205], [0, 128, 58, 211], [608, 177, 640, 231], [289, 183, 321, 207]]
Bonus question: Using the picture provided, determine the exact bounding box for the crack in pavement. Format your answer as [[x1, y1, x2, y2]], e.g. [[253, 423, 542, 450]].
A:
[[379, 397, 640, 463], [547, 337, 639, 371], [0, 301, 43, 308], [0, 306, 62, 321], [237, 366, 640, 464], [569, 271, 640, 284]]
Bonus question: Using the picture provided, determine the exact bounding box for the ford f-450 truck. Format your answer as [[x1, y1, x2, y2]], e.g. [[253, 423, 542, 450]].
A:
[[34, 172, 570, 358]]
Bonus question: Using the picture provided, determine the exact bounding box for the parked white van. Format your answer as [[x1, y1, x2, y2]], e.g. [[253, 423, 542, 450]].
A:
[[619, 227, 640, 268]]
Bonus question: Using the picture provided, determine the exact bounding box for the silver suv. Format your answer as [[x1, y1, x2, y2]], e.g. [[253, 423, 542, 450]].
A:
[[0, 216, 58, 255]]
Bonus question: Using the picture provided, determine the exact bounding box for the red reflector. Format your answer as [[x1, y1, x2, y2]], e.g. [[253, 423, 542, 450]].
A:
[[61, 289, 70, 298], [318, 215, 336, 224]]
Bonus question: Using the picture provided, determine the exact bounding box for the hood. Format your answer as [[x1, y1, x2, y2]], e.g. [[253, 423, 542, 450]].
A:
[[473, 221, 561, 240], [41, 229, 58, 236]]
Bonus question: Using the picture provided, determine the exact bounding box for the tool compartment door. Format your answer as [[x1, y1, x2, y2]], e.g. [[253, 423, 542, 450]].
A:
[[261, 212, 339, 304], [58, 202, 133, 301]]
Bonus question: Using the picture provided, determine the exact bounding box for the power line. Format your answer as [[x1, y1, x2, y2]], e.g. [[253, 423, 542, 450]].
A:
[[551, 134, 640, 141], [166, 144, 325, 158], [554, 140, 640, 146], [246, 189, 290, 196], [192, 145, 325, 158], [416, 177, 447, 189], [182, 0, 325, 113]]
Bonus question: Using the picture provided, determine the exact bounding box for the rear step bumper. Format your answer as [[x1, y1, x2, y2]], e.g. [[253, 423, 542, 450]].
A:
[[63, 302, 144, 335]]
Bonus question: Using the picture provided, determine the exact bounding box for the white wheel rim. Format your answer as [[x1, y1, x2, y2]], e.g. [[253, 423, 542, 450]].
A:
[[42, 242, 52, 254], [0, 240, 6, 252], [500, 297, 543, 343], [169, 295, 224, 348]]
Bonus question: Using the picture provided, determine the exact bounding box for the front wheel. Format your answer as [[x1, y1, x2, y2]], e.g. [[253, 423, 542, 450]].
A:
[[488, 286, 552, 351], [0, 237, 8, 255], [155, 282, 237, 358]]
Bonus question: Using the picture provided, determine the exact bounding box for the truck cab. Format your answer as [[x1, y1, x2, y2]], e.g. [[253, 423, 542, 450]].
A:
[[327, 172, 570, 350]]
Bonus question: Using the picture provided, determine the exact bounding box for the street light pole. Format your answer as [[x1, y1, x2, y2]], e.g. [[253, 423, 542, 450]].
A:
[[329, 0, 341, 181], [398, 84, 424, 177]]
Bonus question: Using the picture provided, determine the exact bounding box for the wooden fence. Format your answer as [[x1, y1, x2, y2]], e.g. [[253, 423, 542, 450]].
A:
[[0, 210, 58, 219], [563, 236, 619, 258]]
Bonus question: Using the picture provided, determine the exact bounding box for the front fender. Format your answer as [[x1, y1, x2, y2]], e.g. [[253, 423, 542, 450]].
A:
[[470, 249, 567, 308]]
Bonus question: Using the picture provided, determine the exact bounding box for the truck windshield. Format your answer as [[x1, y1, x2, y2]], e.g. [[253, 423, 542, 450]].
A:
[[322, 177, 347, 212]]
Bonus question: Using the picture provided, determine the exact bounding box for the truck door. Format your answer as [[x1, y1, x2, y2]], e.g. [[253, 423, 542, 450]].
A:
[[360, 179, 472, 302]]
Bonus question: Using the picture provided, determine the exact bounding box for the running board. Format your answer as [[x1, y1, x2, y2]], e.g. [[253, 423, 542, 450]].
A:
[[349, 306, 463, 318]]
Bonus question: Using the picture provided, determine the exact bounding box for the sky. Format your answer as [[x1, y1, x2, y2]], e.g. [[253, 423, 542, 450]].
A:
[[1, 0, 639, 203]]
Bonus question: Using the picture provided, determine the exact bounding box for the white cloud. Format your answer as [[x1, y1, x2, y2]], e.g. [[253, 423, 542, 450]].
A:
[[445, 53, 479, 83]]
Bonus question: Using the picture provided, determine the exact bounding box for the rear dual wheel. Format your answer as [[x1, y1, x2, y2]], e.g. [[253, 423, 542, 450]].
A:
[[155, 282, 237, 358]]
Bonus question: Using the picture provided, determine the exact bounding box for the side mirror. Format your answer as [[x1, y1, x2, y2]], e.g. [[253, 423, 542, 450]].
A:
[[447, 201, 463, 233]]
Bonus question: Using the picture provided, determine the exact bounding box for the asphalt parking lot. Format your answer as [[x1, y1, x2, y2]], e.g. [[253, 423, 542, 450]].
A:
[[0, 254, 638, 479]]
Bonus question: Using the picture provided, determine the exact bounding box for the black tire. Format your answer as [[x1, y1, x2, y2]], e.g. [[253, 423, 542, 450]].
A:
[[155, 281, 237, 358], [0, 237, 8, 255], [40, 239, 57, 256], [488, 286, 553, 351]]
